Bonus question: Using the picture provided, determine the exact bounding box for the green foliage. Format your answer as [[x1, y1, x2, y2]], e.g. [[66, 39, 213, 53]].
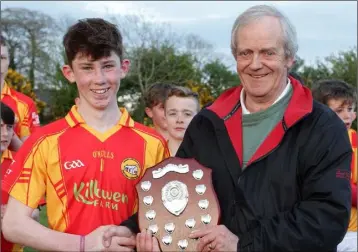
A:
[[202, 59, 239, 97], [121, 44, 203, 122], [297, 47, 357, 130], [47, 64, 77, 121]]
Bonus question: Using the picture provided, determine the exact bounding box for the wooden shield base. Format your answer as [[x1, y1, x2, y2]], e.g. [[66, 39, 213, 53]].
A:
[[136, 157, 220, 252]]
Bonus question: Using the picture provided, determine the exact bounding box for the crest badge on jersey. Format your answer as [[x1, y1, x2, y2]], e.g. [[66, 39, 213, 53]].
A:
[[121, 158, 141, 180]]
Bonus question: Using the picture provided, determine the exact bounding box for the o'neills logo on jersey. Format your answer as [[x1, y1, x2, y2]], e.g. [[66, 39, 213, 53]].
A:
[[73, 179, 128, 211], [92, 150, 114, 159], [121, 158, 141, 180]]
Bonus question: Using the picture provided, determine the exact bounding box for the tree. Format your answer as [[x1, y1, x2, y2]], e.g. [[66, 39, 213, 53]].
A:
[[5, 68, 46, 116], [298, 47, 357, 89], [40, 51, 77, 123], [297, 48, 357, 130], [186, 80, 215, 108], [326, 47, 357, 86], [202, 59, 238, 97], [111, 14, 213, 122], [290, 55, 305, 73], [1, 8, 61, 89], [120, 44, 201, 121]]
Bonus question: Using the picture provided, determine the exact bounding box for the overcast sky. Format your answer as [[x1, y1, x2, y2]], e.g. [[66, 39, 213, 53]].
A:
[[2, 1, 357, 68]]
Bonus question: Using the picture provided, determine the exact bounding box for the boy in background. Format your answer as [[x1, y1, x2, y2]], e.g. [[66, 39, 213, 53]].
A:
[[164, 86, 200, 156], [1, 102, 23, 252], [144, 83, 174, 140], [312, 79, 357, 252]]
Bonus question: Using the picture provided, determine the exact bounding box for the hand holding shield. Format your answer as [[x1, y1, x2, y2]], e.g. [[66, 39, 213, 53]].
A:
[[136, 157, 220, 251]]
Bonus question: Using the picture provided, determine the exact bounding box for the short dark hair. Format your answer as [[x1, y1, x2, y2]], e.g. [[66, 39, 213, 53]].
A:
[[312, 79, 357, 106], [63, 18, 123, 66], [165, 86, 200, 111], [144, 83, 175, 108], [0, 34, 8, 47], [1, 102, 15, 125]]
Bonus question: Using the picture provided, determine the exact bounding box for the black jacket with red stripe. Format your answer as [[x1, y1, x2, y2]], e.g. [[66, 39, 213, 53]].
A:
[[175, 77, 352, 251]]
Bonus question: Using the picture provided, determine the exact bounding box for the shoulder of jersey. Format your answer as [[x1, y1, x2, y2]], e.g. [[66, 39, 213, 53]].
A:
[[27, 118, 69, 141], [133, 122, 166, 143], [10, 88, 36, 106]]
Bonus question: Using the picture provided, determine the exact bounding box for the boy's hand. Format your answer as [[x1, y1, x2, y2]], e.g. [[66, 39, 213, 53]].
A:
[[1, 204, 7, 220]]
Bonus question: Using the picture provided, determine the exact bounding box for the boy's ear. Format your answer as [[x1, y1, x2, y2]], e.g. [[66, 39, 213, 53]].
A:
[[353, 111, 357, 121], [145, 107, 153, 118], [62, 65, 76, 83], [120, 59, 130, 79]]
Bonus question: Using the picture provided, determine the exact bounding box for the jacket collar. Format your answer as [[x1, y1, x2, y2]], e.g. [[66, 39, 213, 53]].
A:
[[208, 76, 313, 127]]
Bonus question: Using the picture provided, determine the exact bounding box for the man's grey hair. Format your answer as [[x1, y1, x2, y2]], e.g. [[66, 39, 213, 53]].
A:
[[230, 5, 298, 59]]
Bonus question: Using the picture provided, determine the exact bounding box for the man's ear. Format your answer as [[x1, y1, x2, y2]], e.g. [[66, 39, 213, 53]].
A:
[[285, 56, 295, 69], [120, 59, 130, 79], [62, 65, 76, 83], [145, 107, 153, 118]]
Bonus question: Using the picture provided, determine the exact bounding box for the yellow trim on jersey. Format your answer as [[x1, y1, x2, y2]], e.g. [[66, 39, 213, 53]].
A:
[[1, 82, 39, 138], [65, 106, 135, 142], [1, 82, 12, 98], [132, 128, 170, 175], [1, 148, 13, 163], [9, 106, 169, 233]]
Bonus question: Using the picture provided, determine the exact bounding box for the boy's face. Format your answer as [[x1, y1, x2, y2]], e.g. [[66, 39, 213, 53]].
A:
[[327, 99, 356, 129], [165, 96, 198, 140], [145, 103, 167, 130], [62, 51, 129, 110], [1, 119, 14, 152]]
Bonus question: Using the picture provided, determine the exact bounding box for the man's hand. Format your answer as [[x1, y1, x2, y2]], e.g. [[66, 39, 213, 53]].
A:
[[189, 225, 238, 252], [102, 226, 136, 251], [136, 229, 160, 252]]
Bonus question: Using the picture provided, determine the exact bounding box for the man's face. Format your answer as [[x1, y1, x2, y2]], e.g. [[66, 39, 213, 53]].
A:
[[235, 16, 294, 100], [327, 99, 356, 129], [1, 119, 13, 152], [1, 45, 9, 79], [165, 96, 198, 140], [146, 103, 167, 130], [62, 51, 129, 110]]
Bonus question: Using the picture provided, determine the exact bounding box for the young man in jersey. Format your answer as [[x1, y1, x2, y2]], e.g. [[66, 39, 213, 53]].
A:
[[312, 79, 357, 251], [0, 35, 41, 151], [1, 34, 43, 226], [2, 18, 169, 251], [144, 83, 174, 140]]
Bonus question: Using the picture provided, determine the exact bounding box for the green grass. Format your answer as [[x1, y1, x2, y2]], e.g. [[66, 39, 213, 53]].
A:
[[23, 206, 48, 252]]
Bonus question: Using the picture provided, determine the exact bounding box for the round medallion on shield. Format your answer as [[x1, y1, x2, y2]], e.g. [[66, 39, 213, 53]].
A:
[[161, 180, 188, 216]]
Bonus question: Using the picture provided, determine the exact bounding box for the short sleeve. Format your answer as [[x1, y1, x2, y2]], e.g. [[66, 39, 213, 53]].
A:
[[2, 134, 47, 209], [19, 101, 40, 138]]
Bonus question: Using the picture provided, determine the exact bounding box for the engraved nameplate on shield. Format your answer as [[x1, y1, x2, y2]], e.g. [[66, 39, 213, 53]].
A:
[[136, 157, 220, 252]]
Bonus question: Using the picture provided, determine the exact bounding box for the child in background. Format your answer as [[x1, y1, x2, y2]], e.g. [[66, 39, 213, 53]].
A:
[[144, 83, 174, 140], [312, 79, 357, 252], [164, 86, 200, 156], [1, 102, 23, 252]]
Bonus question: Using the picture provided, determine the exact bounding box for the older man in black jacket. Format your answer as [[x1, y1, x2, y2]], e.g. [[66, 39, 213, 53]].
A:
[[104, 5, 352, 252]]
